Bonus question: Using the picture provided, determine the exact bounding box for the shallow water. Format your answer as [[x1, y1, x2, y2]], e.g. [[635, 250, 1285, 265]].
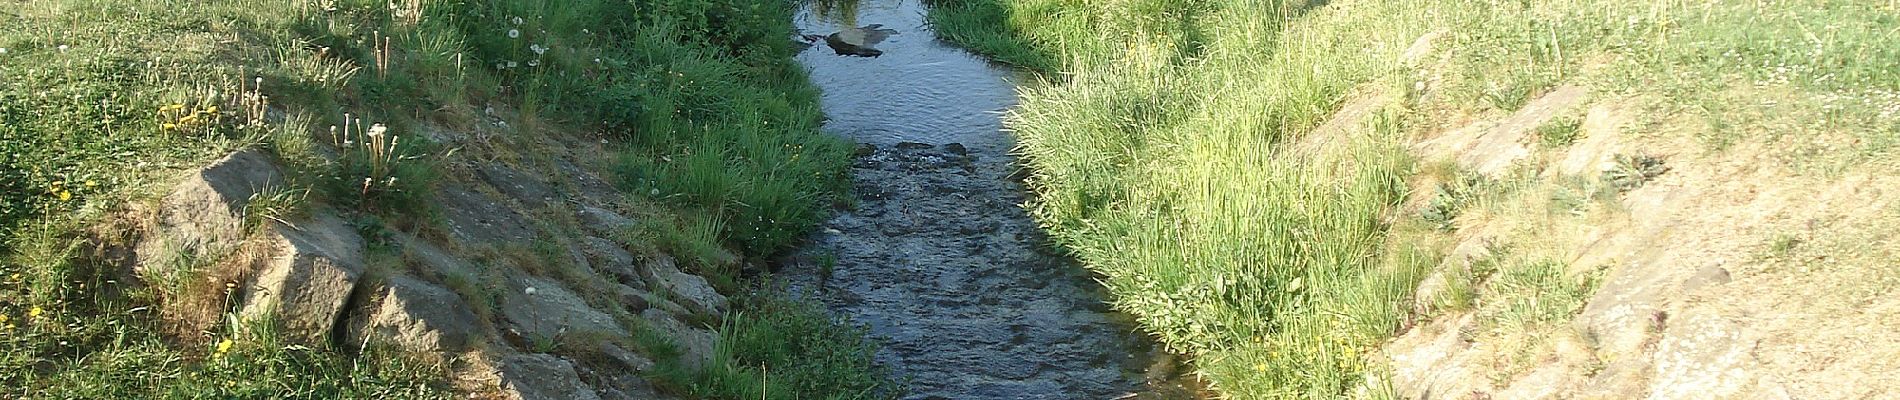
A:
[[794, 0, 1023, 149], [788, 1, 1199, 399]]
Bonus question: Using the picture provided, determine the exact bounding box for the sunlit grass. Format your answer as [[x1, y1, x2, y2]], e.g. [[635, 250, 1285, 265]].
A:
[[930, 0, 1900, 397], [2, 0, 871, 397]]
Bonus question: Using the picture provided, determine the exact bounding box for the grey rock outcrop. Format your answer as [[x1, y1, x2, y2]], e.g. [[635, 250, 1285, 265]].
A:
[[496, 353, 603, 400], [581, 236, 644, 287], [353, 276, 481, 353], [577, 205, 637, 235], [641, 256, 728, 320], [240, 213, 367, 345], [503, 275, 628, 340], [138, 149, 284, 272], [641, 308, 716, 370]]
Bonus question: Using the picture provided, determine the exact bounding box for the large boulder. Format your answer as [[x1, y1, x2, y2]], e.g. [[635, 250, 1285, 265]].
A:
[[352, 276, 481, 353], [138, 149, 284, 272], [502, 275, 628, 340], [641, 256, 728, 320], [239, 213, 367, 345], [496, 353, 603, 400]]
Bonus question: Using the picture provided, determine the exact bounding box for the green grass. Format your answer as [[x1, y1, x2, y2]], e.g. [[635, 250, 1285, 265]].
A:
[[649, 287, 900, 400], [2, 0, 874, 398], [929, 0, 1899, 397]]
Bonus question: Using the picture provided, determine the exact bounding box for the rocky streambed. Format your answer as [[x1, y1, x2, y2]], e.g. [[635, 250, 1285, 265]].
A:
[[782, 1, 1196, 399]]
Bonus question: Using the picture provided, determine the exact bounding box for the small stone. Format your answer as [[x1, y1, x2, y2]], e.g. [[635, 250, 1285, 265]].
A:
[[853, 143, 878, 157], [943, 143, 968, 155]]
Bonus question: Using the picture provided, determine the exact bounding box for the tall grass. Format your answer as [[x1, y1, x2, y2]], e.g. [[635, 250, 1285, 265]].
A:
[[2, 0, 868, 397], [932, 0, 1899, 397]]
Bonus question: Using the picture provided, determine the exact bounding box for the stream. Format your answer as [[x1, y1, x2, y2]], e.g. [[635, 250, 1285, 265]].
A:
[[783, 1, 1197, 399]]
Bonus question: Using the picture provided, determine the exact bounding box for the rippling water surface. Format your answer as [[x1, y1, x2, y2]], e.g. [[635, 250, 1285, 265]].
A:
[[795, 0, 1024, 148]]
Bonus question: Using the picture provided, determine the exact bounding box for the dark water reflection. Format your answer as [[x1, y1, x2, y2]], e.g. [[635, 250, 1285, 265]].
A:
[[794, 0, 1025, 150]]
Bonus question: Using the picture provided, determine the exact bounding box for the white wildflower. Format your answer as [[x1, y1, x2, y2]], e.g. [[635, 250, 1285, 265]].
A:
[[512, 16, 523, 25], [527, 59, 539, 67], [530, 44, 547, 55], [368, 123, 388, 138], [0, 48, 8, 55], [57, 45, 69, 52], [507, 29, 520, 39], [524, 286, 537, 295], [506, 60, 518, 68]]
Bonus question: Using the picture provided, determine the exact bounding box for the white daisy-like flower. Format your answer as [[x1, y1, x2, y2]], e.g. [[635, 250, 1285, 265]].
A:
[[507, 29, 520, 39], [530, 44, 546, 55], [512, 16, 523, 25], [527, 59, 540, 67], [57, 45, 69, 52], [0, 48, 8, 54], [506, 60, 518, 68]]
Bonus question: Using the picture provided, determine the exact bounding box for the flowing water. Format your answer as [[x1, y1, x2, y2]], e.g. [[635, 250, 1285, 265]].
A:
[[785, 1, 1199, 399]]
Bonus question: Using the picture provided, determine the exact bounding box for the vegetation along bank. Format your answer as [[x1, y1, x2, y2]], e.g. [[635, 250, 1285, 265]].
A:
[[1, 0, 898, 398], [929, 0, 1900, 398]]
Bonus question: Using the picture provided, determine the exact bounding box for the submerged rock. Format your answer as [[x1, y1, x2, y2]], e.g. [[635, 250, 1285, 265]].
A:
[[802, 24, 899, 57]]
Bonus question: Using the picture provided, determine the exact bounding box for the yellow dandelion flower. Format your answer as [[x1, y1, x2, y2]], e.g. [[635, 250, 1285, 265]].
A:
[[162, 123, 178, 130], [57, 190, 72, 202], [83, 180, 96, 188], [1254, 363, 1267, 372], [202, 106, 219, 114], [27, 306, 43, 319], [215, 338, 234, 355], [0, 314, 9, 324], [179, 115, 199, 124]]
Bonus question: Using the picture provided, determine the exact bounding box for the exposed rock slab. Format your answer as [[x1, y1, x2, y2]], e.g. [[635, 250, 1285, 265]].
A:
[[353, 276, 481, 353], [139, 149, 284, 272], [581, 236, 644, 287], [641, 256, 727, 320], [496, 353, 603, 400], [503, 274, 627, 340], [240, 212, 367, 345], [641, 308, 716, 370]]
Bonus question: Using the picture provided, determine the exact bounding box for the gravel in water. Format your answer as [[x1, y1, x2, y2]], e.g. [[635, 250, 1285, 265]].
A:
[[784, 1, 1197, 398]]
